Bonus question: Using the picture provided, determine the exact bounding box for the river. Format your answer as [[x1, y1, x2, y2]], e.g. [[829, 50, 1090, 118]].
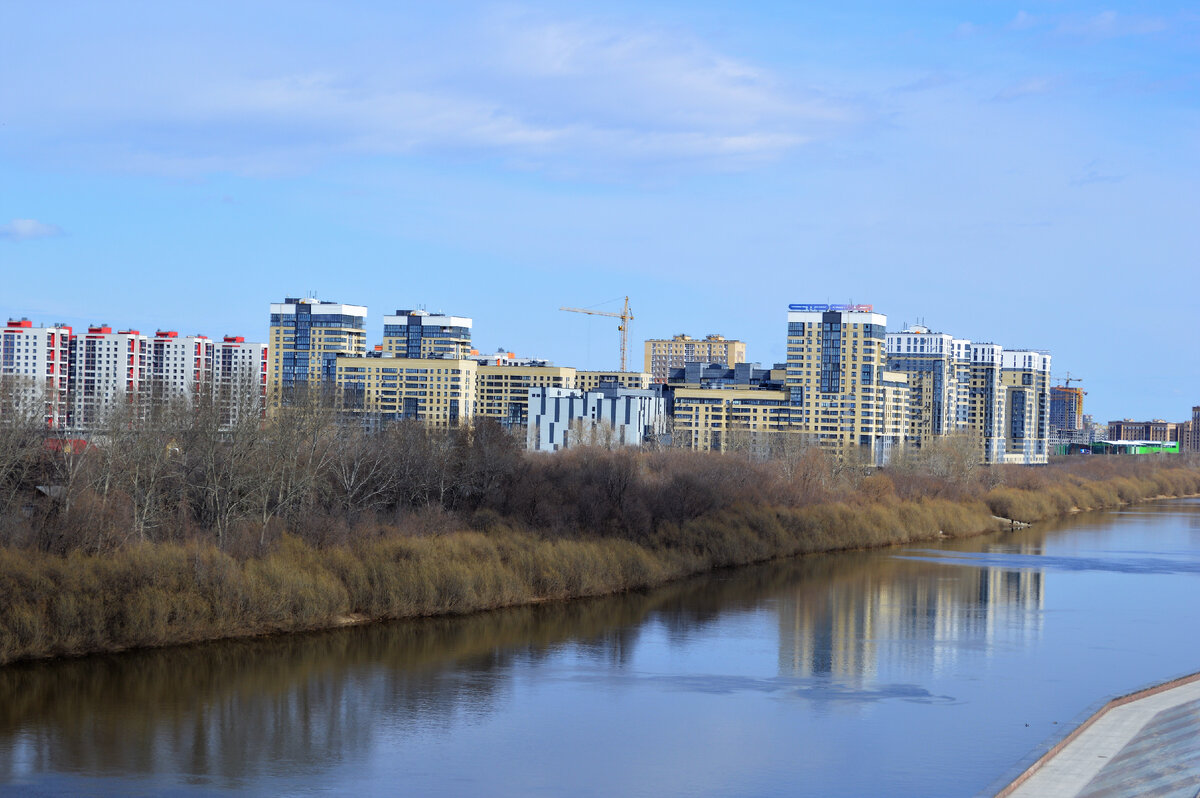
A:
[[2, 498, 1199, 796]]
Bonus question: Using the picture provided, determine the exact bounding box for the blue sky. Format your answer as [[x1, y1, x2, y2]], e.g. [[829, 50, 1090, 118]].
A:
[[2, 1, 1197, 421]]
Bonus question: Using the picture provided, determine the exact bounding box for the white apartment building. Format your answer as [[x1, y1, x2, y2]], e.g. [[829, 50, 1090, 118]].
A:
[[148, 330, 215, 406], [213, 335, 267, 425], [0, 318, 72, 428], [527, 386, 666, 452], [70, 326, 151, 430], [886, 327, 972, 443], [999, 349, 1052, 465]]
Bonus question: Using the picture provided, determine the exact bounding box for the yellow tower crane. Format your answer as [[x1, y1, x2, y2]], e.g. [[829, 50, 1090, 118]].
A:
[[560, 296, 634, 372]]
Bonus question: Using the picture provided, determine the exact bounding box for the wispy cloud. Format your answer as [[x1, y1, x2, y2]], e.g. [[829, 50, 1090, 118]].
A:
[[1057, 11, 1167, 38], [890, 73, 956, 94], [2, 12, 859, 179], [1071, 161, 1126, 186], [1008, 11, 1041, 31], [991, 77, 1056, 102], [0, 219, 62, 241]]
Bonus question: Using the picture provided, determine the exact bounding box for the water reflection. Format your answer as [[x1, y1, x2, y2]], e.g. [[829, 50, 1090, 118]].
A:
[[777, 544, 1044, 682], [0, 530, 1059, 792]]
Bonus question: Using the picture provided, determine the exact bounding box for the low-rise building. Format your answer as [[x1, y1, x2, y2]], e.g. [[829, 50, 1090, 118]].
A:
[[1107, 419, 1180, 443], [527, 385, 666, 452]]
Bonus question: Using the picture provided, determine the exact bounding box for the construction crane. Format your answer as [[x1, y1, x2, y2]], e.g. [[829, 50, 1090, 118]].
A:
[[1058, 372, 1086, 391], [560, 296, 634, 372]]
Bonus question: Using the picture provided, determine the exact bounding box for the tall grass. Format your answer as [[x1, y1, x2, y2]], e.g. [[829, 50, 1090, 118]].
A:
[[1, 459, 1198, 667]]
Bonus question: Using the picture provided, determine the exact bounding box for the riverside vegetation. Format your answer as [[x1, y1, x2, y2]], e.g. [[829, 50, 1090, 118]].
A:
[[1, 394, 1198, 666]]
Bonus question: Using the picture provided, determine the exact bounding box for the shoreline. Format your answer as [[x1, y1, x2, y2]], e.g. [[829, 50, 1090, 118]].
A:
[[2, 468, 1198, 668], [995, 670, 1200, 797]]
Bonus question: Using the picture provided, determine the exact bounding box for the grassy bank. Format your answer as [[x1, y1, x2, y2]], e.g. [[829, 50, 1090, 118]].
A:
[[3, 460, 1199, 667]]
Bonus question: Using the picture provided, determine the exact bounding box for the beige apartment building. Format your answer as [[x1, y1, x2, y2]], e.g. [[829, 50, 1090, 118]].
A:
[[268, 298, 367, 409], [784, 304, 908, 463], [334, 355, 478, 427], [644, 334, 746, 383], [575, 370, 652, 392], [670, 386, 796, 453], [476, 364, 577, 427]]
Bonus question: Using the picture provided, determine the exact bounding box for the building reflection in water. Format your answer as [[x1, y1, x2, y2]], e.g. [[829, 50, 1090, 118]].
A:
[[777, 543, 1044, 682], [0, 537, 1048, 788]]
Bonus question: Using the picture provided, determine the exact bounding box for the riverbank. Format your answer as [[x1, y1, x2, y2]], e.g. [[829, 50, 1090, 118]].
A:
[[2, 461, 1199, 667]]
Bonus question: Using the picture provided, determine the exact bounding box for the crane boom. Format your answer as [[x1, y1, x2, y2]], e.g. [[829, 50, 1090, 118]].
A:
[[560, 296, 634, 372]]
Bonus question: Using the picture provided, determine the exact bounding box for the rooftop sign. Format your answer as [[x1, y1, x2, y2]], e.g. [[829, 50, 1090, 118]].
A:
[[788, 303, 873, 313]]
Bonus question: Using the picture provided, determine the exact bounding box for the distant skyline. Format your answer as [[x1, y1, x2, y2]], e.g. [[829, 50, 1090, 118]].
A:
[[3, 1, 1198, 422]]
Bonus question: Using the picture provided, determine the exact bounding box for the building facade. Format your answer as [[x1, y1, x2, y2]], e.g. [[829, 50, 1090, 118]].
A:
[[148, 330, 214, 407], [999, 350, 1052, 464], [0, 318, 72, 428], [1107, 419, 1180, 442], [213, 336, 268, 425], [476, 364, 577, 428], [69, 326, 151, 430], [1049, 386, 1084, 433], [527, 386, 666, 452], [383, 310, 472, 359], [670, 386, 796, 454], [268, 298, 367, 406], [885, 327, 971, 444], [644, 334, 747, 383], [334, 355, 478, 427], [575, 371, 652, 392], [784, 304, 905, 463]]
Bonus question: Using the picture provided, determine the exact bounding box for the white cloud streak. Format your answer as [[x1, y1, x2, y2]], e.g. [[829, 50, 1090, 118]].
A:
[[0, 219, 62, 241], [2, 13, 858, 179]]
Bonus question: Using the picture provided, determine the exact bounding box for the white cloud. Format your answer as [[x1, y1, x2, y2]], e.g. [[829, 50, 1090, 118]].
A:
[[1058, 11, 1167, 38], [1, 12, 858, 179], [1008, 11, 1041, 31], [0, 219, 62, 241], [992, 77, 1056, 102]]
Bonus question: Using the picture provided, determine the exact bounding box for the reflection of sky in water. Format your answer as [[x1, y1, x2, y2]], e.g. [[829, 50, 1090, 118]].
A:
[[898, 548, 1200, 575], [1, 499, 1199, 797]]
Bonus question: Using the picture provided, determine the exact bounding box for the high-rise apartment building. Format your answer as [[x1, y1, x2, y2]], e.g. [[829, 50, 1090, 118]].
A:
[[268, 298, 367, 405], [148, 331, 214, 406], [966, 343, 1006, 463], [214, 336, 267, 425], [1000, 350, 1051, 464], [382, 310, 472, 359], [885, 327, 971, 444], [69, 326, 150, 429], [785, 304, 906, 462], [644, 334, 747, 383], [1049, 386, 1084, 434], [0, 318, 72, 428]]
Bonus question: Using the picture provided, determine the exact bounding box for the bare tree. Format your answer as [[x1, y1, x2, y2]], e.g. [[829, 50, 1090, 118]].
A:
[[250, 391, 335, 545], [0, 375, 45, 526], [328, 421, 396, 522], [182, 380, 265, 542]]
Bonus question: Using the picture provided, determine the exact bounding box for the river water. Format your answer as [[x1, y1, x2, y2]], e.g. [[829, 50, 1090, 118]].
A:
[[2, 499, 1200, 797]]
